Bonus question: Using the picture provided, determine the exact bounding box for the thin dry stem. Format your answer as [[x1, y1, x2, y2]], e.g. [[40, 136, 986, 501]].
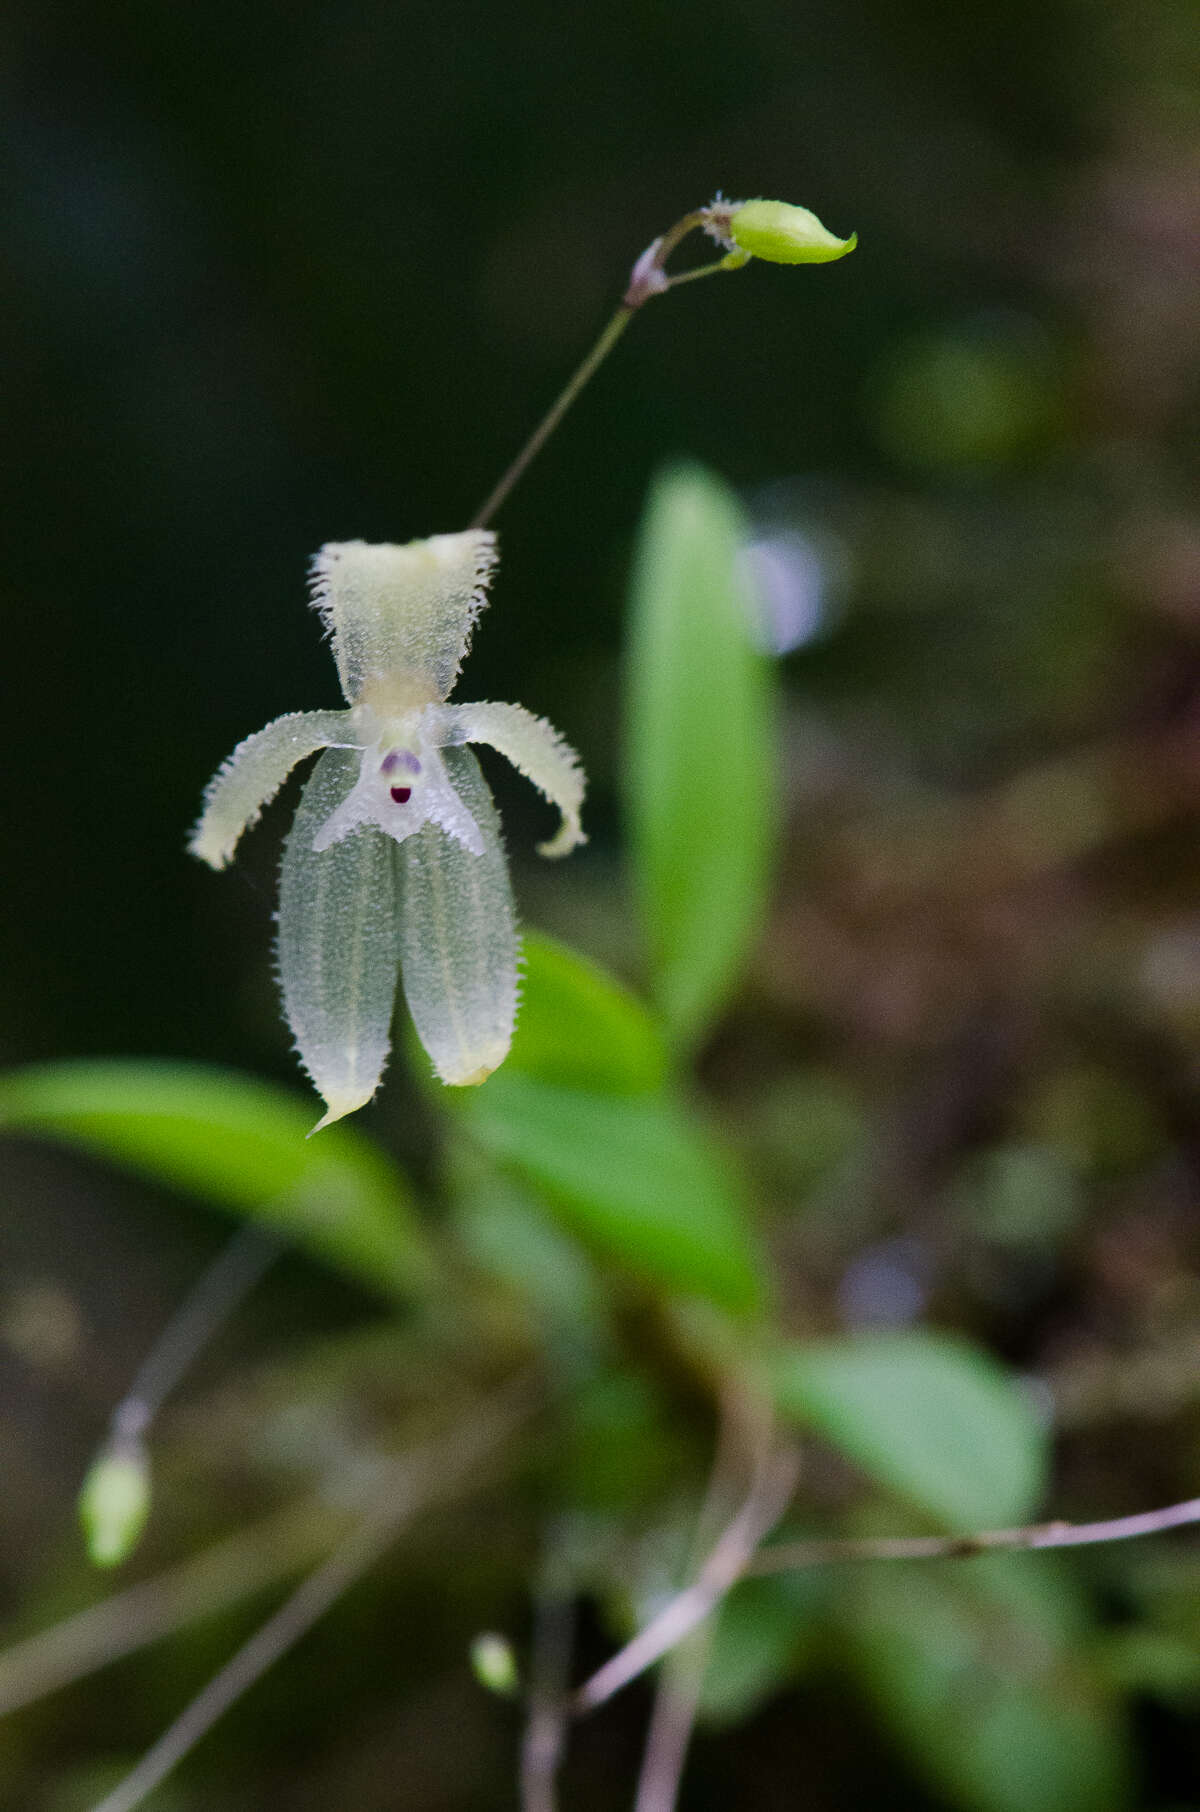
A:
[[0, 1500, 335, 1718], [751, 1494, 1200, 1575], [470, 204, 735, 528], [629, 1385, 773, 1812], [632, 1632, 712, 1812], [519, 1587, 574, 1812], [86, 1384, 533, 1812], [574, 1446, 799, 1716], [114, 1224, 281, 1440]]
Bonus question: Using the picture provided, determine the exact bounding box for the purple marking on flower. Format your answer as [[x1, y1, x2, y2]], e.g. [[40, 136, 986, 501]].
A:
[[390, 785, 413, 805], [380, 748, 421, 777]]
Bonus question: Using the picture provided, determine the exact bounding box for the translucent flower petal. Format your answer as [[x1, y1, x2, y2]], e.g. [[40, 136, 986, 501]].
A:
[[310, 534, 497, 706], [417, 755, 486, 855], [396, 747, 518, 1086], [437, 700, 586, 857], [188, 710, 349, 869], [278, 749, 401, 1130], [310, 720, 484, 857]]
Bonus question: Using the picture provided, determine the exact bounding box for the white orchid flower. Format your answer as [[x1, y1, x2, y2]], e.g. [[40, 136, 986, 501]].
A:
[[190, 533, 585, 1128]]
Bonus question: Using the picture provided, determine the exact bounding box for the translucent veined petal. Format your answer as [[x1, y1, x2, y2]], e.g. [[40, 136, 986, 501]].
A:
[[188, 710, 349, 870], [311, 734, 484, 857], [310, 534, 497, 705], [417, 753, 485, 855], [397, 748, 519, 1086], [278, 749, 401, 1130], [437, 700, 586, 857]]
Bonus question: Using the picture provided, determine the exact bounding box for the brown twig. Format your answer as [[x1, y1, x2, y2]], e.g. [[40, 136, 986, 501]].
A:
[[519, 1539, 576, 1812], [631, 1630, 713, 1812], [629, 1385, 772, 1812], [85, 1383, 534, 1812], [0, 1499, 336, 1719], [750, 1494, 1200, 1575], [574, 1446, 799, 1717]]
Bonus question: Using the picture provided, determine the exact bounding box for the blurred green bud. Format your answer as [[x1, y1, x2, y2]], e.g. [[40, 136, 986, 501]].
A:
[[469, 1631, 520, 1697], [78, 1439, 151, 1567], [729, 200, 857, 265]]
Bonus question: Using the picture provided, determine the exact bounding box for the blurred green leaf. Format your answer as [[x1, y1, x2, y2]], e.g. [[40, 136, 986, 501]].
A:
[[0, 1060, 431, 1297], [558, 1369, 691, 1512], [509, 932, 668, 1094], [700, 1572, 827, 1726], [842, 1554, 1128, 1812], [773, 1329, 1047, 1528], [1023, 1065, 1167, 1179], [624, 462, 775, 1051], [451, 1161, 609, 1348], [874, 317, 1063, 473], [460, 1069, 765, 1316], [954, 1142, 1084, 1249], [1096, 1627, 1200, 1709]]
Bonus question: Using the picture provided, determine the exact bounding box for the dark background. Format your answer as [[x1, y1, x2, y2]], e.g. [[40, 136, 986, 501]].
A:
[[3, 0, 1200, 1806], [4, 0, 1141, 1066]]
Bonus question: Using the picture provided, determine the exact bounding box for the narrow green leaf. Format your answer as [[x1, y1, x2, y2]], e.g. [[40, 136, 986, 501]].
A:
[[0, 1060, 432, 1297], [843, 1555, 1129, 1812], [624, 462, 774, 1050], [773, 1329, 1047, 1529], [461, 1070, 765, 1316], [509, 932, 668, 1095]]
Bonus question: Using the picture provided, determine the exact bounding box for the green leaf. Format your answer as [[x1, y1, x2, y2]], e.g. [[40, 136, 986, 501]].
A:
[[0, 1060, 431, 1297], [842, 1555, 1129, 1812], [451, 1161, 609, 1345], [773, 1330, 1047, 1528], [557, 1369, 692, 1513], [460, 1069, 765, 1317], [624, 462, 775, 1051], [508, 933, 668, 1095], [700, 1572, 827, 1726]]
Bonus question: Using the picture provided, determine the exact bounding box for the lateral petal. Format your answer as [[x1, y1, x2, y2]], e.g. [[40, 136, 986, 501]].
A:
[[278, 749, 401, 1130], [437, 701, 586, 857], [189, 710, 350, 870], [396, 747, 519, 1086]]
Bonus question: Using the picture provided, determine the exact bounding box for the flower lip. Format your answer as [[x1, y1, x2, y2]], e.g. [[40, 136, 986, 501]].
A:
[[381, 747, 420, 806]]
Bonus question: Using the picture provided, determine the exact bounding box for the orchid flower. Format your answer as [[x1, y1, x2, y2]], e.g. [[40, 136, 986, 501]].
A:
[[189, 533, 585, 1128]]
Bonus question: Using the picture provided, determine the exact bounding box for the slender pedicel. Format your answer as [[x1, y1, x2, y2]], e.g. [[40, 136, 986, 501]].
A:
[[470, 196, 855, 528]]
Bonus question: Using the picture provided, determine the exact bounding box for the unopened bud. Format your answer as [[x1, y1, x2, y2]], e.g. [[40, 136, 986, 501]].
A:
[[79, 1438, 151, 1568], [729, 199, 857, 265], [469, 1631, 520, 1697]]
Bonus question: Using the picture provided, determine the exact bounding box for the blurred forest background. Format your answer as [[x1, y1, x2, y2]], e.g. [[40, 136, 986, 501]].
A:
[[3, 0, 1200, 1807]]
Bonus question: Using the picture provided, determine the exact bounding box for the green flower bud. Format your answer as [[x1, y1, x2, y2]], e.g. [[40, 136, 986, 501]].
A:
[[469, 1631, 520, 1697], [79, 1439, 151, 1567], [729, 200, 857, 265]]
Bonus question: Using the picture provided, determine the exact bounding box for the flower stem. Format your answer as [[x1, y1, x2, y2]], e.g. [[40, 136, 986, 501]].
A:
[[470, 206, 740, 529], [470, 305, 634, 529]]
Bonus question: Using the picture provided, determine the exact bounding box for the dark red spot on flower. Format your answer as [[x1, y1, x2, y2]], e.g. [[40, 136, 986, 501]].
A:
[[390, 785, 412, 805]]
